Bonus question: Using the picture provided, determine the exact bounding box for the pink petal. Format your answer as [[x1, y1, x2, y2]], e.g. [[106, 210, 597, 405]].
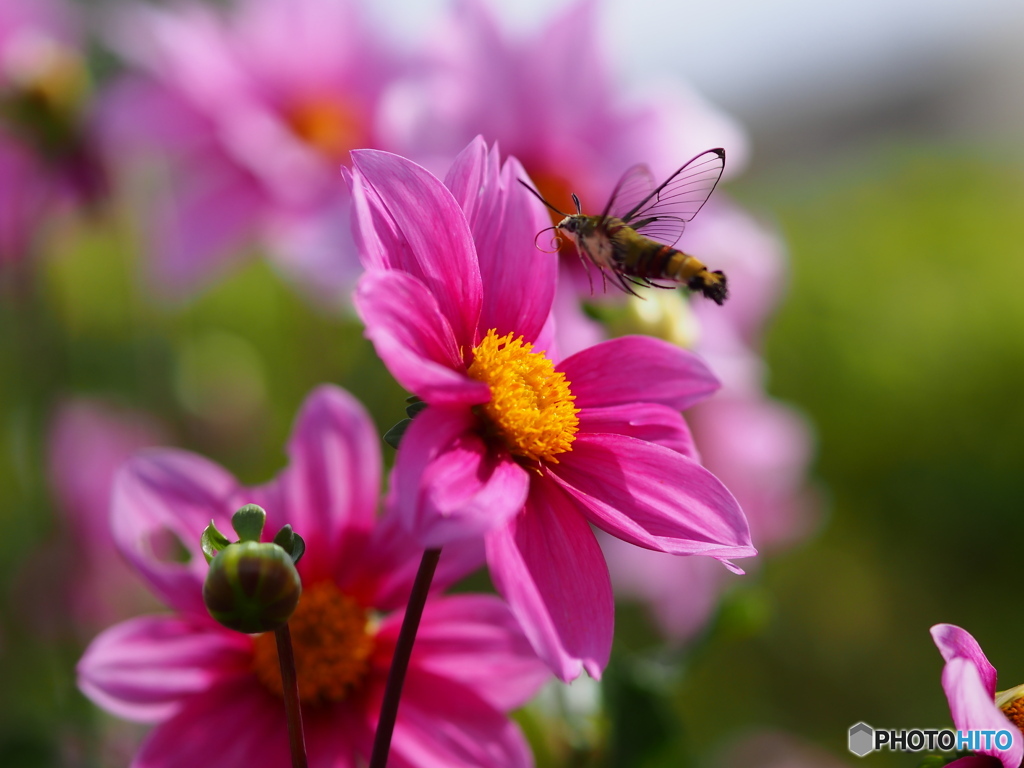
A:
[[348, 505, 486, 613], [380, 594, 550, 711], [578, 403, 700, 460], [387, 668, 533, 768], [549, 433, 755, 560], [445, 141, 555, 344], [485, 480, 613, 681], [350, 150, 482, 349], [941, 658, 1022, 768], [393, 406, 530, 547], [77, 615, 251, 723], [559, 335, 720, 411], [932, 624, 999, 696], [131, 677, 291, 768], [354, 271, 490, 406], [273, 385, 381, 582], [111, 450, 240, 617]]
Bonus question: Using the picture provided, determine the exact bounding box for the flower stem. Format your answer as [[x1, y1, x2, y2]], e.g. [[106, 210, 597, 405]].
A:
[[369, 547, 442, 768], [275, 623, 308, 768]]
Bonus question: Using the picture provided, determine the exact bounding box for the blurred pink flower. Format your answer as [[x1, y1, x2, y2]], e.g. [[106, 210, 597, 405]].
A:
[[931, 623, 1024, 768], [78, 385, 547, 768], [349, 139, 754, 681], [384, 0, 747, 210], [581, 199, 817, 644], [101, 0, 398, 300], [47, 398, 167, 630], [0, 0, 104, 263]]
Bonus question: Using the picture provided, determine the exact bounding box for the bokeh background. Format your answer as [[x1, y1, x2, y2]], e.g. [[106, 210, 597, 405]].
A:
[[2, 0, 1023, 766]]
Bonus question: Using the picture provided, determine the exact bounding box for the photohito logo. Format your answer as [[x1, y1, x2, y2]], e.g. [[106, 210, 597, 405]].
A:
[[847, 723, 1015, 757]]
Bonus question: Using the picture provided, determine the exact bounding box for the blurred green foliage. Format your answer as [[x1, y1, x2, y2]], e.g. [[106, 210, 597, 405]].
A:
[[2, 141, 1024, 766]]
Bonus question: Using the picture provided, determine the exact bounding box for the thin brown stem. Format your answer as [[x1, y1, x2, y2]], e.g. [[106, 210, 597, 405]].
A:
[[275, 623, 308, 768], [369, 547, 442, 768]]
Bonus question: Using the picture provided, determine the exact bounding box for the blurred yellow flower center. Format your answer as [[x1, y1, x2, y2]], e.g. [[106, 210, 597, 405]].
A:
[[1001, 696, 1024, 732], [284, 95, 363, 162], [252, 581, 374, 706], [467, 329, 579, 463]]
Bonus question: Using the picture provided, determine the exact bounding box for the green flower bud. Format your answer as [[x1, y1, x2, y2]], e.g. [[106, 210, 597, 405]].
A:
[[202, 541, 301, 634]]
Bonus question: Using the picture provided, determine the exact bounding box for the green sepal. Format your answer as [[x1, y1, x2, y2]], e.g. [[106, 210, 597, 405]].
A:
[[231, 504, 266, 542], [404, 395, 422, 404], [272, 525, 306, 565], [201, 520, 232, 564], [383, 418, 412, 449], [405, 400, 428, 418]]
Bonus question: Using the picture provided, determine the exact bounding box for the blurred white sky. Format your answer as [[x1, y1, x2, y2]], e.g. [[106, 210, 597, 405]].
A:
[[371, 0, 1024, 137]]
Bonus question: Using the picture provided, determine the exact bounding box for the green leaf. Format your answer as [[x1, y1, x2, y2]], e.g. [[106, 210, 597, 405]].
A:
[[231, 504, 266, 543], [289, 533, 305, 565], [405, 400, 428, 418], [272, 525, 306, 565], [201, 521, 232, 564], [383, 418, 412, 449]]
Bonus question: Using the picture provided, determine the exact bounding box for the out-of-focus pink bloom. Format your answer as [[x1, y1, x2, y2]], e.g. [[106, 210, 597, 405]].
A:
[[580, 199, 817, 645], [47, 399, 167, 630], [384, 0, 747, 210], [0, 0, 103, 264], [349, 139, 754, 681], [931, 624, 1024, 768], [78, 385, 547, 768], [101, 0, 398, 300]]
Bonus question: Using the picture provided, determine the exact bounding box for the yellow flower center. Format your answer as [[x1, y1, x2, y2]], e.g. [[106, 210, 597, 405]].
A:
[[251, 581, 374, 706], [284, 95, 364, 162], [467, 329, 579, 463], [1001, 696, 1024, 733]]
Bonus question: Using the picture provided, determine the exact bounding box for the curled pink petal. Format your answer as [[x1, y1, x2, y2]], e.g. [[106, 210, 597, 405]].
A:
[[560, 336, 720, 411], [350, 149, 482, 348], [393, 406, 530, 546], [932, 624, 999, 696], [76, 615, 251, 723], [549, 433, 754, 560], [942, 659, 1022, 768], [445, 140, 555, 343], [485, 481, 613, 682], [355, 271, 490, 406], [111, 450, 240, 617]]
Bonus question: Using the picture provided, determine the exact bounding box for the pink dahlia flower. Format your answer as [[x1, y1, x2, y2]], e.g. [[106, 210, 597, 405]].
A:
[[77, 385, 548, 768], [348, 138, 754, 681], [0, 0, 103, 263], [932, 624, 1024, 768], [101, 0, 398, 300]]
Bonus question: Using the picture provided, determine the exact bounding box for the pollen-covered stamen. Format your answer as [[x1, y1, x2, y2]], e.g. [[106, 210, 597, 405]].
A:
[[252, 581, 374, 706], [467, 329, 580, 463], [1001, 696, 1024, 732]]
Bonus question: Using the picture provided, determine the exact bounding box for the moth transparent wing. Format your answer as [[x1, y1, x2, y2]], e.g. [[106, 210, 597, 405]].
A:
[[602, 164, 656, 220], [621, 148, 725, 247]]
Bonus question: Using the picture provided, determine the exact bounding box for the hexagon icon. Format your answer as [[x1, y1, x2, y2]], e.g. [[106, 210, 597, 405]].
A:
[[848, 722, 874, 757]]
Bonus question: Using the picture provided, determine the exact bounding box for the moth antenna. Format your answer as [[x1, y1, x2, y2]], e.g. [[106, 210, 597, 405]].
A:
[[572, 193, 582, 214], [517, 179, 569, 217]]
